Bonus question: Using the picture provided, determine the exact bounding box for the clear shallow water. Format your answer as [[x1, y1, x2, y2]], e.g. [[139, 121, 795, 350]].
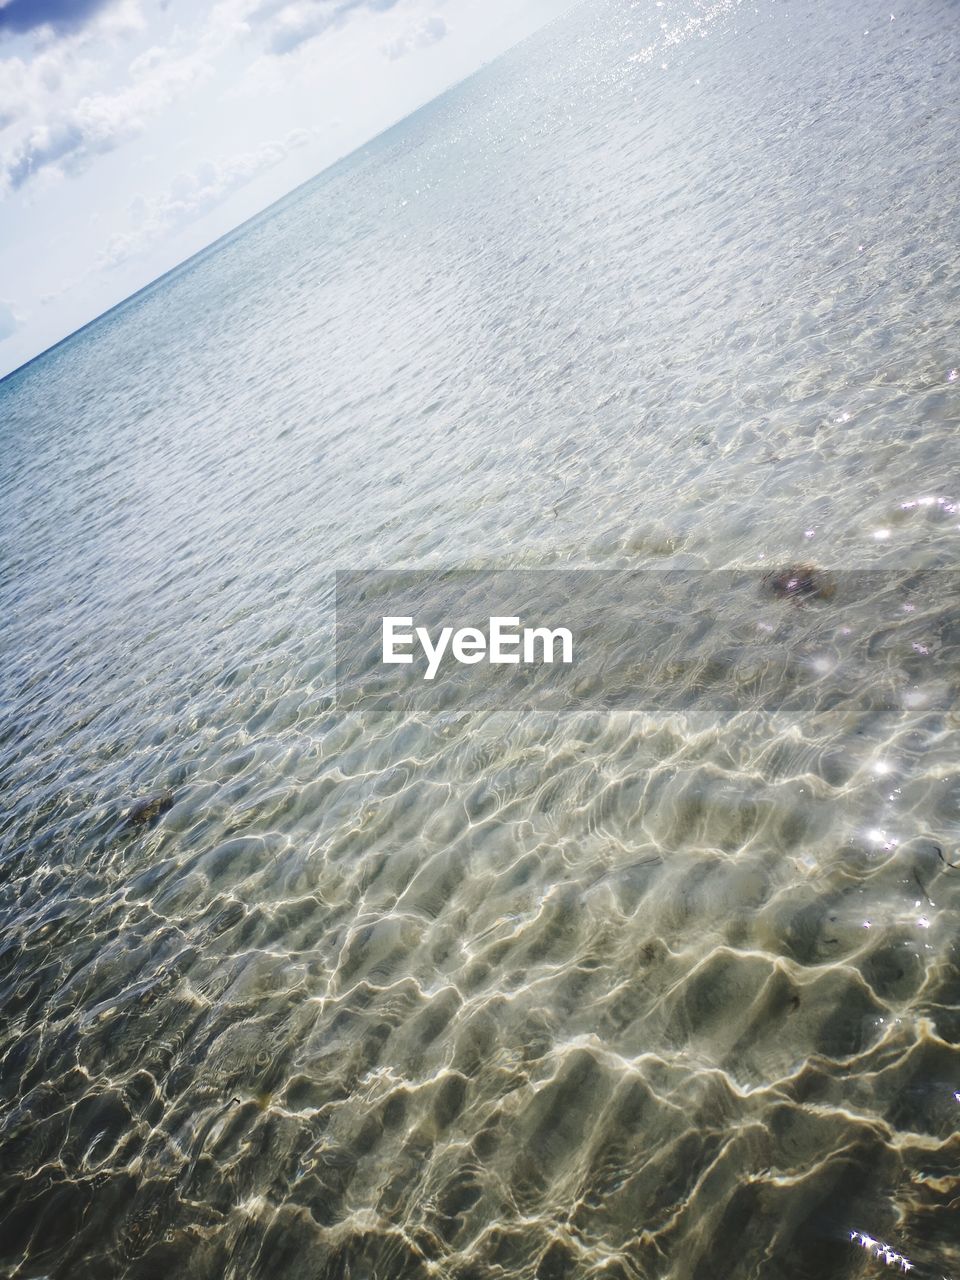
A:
[[1, 0, 960, 1275]]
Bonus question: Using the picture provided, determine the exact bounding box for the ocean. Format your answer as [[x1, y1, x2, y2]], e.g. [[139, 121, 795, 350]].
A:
[[1, 0, 959, 1276]]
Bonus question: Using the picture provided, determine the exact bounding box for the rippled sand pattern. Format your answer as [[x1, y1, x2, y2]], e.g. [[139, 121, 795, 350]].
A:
[[2, 0, 960, 1276]]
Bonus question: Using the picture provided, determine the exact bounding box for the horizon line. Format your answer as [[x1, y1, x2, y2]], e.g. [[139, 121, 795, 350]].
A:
[[0, 4, 575, 390]]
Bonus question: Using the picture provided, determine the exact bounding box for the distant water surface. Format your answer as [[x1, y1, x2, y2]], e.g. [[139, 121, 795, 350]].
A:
[[1, 0, 959, 1277]]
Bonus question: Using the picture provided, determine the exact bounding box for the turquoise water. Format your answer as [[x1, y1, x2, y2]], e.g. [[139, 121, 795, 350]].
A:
[[1, 0, 959, 1276]]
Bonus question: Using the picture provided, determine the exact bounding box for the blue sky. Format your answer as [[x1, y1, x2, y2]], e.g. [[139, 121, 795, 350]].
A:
[[0, 0, 575, 377]]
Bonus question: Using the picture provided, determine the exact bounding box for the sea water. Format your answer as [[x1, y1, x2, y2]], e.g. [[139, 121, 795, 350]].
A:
[[1, 0, 959, 1276]]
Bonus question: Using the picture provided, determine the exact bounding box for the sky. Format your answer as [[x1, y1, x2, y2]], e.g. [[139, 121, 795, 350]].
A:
[[0, 0, 576, 378]]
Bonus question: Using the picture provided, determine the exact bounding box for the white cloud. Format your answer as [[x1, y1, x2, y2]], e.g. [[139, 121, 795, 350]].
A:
[[0, 45, 214, 193], [0, 43, 94, 133], [93, 0, 146, 40], [239, 0, 407, 56], [98, 127, 313, 266], [263, 1, 333, 54], [0, 2, 145, 132], [382, 12, 447, 60]]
